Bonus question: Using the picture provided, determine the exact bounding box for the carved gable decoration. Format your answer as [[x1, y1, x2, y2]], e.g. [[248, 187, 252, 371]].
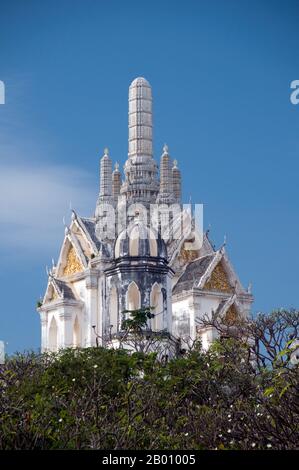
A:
[[223, 304, 239, 326], [204, 262, 233, 293], [178, 242, 200, 264], [50, 288, 59, 302], [63, 245, 83, 276]]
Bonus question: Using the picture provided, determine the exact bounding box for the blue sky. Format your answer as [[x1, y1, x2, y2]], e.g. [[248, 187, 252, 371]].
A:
[[0, 0, 298, 354]]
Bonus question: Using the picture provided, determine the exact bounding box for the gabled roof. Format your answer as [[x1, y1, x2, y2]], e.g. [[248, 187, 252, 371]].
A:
[[53, 278, 76, 300], [42, 276, 77, 305], [214, 293, 237, 316], [173, 254, 214, 295], [77, 216, 103, 252], [173, 244, 249, 297]]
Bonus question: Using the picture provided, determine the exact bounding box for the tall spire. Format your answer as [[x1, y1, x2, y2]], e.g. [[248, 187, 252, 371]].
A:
[[121, 77, 159, 205], [128, 77, 153, 158]]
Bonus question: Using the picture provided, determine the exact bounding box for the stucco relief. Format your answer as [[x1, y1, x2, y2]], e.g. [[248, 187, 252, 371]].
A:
[[223, 304, 239, 326], [63, 246, 83, 276], [204, 262, 233, 293]]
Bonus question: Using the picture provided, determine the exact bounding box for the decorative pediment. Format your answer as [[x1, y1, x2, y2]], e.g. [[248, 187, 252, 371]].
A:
[[43, 280, 61, 304], [63, 245, 83, 276], [42, 276, 77, 307], [223, 304, 239, 326], [50, 288, 59, 302], [178, 244, 200, 264], [204, 262, 233, 293]]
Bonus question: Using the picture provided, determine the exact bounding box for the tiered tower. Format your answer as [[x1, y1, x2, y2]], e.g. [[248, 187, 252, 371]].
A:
[[120, 77, 159, 206]]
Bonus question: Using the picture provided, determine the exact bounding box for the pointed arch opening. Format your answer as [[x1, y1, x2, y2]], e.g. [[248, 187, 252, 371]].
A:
[[126, 281, 141, 311], [49, 316, 58, 352], [109, 286, 119, 334], [150, 283, 163, 331], [73, 315, 81, 347]]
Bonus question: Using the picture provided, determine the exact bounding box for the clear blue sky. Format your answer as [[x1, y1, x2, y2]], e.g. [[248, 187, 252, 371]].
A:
[[0, 0, 298, 354]]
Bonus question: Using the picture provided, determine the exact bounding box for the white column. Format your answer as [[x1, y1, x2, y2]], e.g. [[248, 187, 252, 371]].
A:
[[85, 270, 99, 347], [58, 310, 73, 348], [40, 311, 48, 352], [166, 275, 173, 332]]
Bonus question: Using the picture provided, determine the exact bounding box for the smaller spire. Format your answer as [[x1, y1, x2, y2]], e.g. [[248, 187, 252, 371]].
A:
[[157, 144, 174, 203], [172, 158, 181, 203], [112, 161, 122, 200], [97, 147, 112, 202]]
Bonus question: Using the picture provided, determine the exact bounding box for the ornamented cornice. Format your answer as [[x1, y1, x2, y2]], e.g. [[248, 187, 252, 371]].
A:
[[38, 298, 83, 313]]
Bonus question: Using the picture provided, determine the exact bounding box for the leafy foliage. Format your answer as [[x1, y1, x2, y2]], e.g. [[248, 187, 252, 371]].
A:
[[121, 307, 155, 333], [0, 310, 298, 449]]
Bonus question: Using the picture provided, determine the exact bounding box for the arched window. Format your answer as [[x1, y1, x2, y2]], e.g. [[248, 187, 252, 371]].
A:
[[110, 286, 118, 334], [73, 316, 81, 347], [49, 316, 58, 352], [126, 281, 141, 311], [150, 283, 163, 331]]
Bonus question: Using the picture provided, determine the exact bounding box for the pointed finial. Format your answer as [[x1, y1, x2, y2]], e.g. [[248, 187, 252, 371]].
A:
[[223, 234, 227, 246], [163, 143, 169, 154], [247, 282, 252, 294], [103, 147, 109, 156], [114, 162, 119, 171], [51, 258, 55, 268], [173, 159, 178, 168]]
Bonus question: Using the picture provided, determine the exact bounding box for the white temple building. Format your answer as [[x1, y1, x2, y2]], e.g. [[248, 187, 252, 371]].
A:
[[38, 77, 253, 353]]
